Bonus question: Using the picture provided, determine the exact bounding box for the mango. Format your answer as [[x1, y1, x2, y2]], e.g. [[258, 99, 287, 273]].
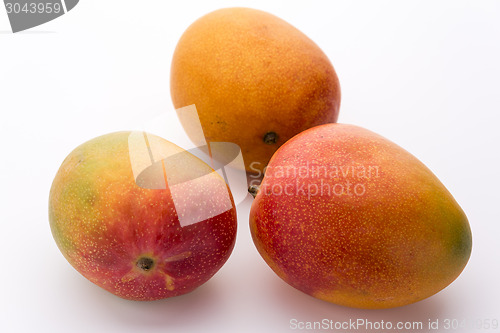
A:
[[49, 132, 237, 300], [170, 7, 341, 173], [249, 124, 472, 309]]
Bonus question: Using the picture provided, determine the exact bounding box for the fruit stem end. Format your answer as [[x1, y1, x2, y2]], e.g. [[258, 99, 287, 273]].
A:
[[248, 185, 260, 198], [136, 257, 155, 272]]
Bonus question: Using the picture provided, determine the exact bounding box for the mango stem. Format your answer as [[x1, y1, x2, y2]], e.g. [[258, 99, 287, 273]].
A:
[[248, 185, 260, 198]]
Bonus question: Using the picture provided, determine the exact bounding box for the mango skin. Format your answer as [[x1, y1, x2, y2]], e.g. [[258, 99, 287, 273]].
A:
[[49, 132, 237, 301], [170, 7, 341, 173], [249, 124, 472, 309]]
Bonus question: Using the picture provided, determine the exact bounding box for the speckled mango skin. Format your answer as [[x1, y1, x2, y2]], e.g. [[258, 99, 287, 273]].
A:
[[170, 7, 341, 173], [250, 124, 472, 309], [49, 132, 237, 301]]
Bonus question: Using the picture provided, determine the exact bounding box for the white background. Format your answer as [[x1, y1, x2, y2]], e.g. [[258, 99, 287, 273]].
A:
[[1, 1, 499, 332]]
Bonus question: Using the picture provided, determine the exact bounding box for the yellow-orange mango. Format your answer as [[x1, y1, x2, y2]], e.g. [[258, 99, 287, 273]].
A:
[[170, 8, 341, 173]]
